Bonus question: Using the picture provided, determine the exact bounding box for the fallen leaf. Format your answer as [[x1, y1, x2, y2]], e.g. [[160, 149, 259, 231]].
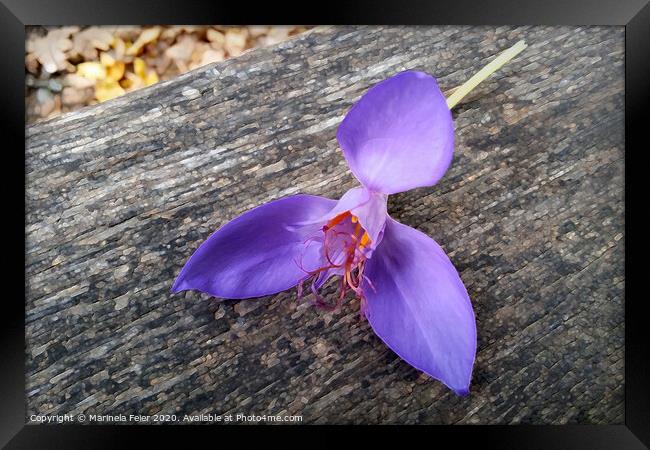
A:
[[127, 27, 161, 56], [63, 73, 96, 89], [206, 29, 225, 46], [144, 71, 159, 86], [95, 79, 125, 102], [190, 42, 210, 66], [27, 25, 314, 125], [151, 53, 172, 75], [160, 27, 183, 41], [165, 34, 195, 71], [262, 27, 291, 46], [62, 86, 93, 106], [248, 26, 270, 38], [189, 43, 226, 70], [107, 61, 125, 82], [76, 62, 106, 80], [71, 26, 114, 60], [200, 48, 225, 66], [124, 72, 144, 89], [133, 57, 147, 79], [113, 26, 141, 42], [27, 27, 79, 73], [100, 51, 116, 67], [224, 28, 248, 56], [119, 77, 134, 89], [112, 37, 126, 60]]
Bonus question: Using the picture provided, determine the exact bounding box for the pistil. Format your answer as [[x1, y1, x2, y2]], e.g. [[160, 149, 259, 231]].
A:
[[297, 211, 374, 311]]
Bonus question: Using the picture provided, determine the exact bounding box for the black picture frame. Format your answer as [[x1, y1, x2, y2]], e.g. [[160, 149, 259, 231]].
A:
[[2, 0, 648, 447]]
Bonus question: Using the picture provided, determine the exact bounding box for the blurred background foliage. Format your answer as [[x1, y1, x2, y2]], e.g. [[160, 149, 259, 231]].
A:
[[25, 25, 311, 124]]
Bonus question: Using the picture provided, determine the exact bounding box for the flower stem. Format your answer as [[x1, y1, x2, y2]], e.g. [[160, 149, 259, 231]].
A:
[[446, 40, 527, 109]]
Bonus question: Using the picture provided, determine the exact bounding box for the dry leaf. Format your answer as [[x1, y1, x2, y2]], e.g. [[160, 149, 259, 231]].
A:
[[113, 26, 141, 42], [189, 43, 226, 70], [95, 79, 125, 102], [119, 77, 133, 89], [160, 27, 182, 41], [224, 28, 248, 56], [27, 27, 79, 73], [127, 27, 161, 56], [133, 57, 147, 79], [124, 72, 144, 90], [61, 86, 93, 106], [262, 27, 291, 46], [100, 52, 116, 67], [144, 71, 159, 86], [107, 61, 125, 82], [112, 37, 126, 60], [63, 73, 96, 89], [130, 57, 158, 86], [190, 42, 209, 64], [206, 29, 225, 46], [178, 26, 201, 34], [165, 34, 196, 71], [71, 26, 114, 60], [199, 48, 225, 66], [76, 62, 106, 80], [248, 26, 270, 38], [27, 25, 313, 125], [150, 53, 172, 76]]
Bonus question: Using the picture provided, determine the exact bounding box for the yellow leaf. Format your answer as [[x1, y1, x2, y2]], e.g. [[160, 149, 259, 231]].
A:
[[107, 61, 125, 81], [95, 79, 125, 102], [133, 57, 146, 79], [119, 78, 134, 89], [100, 52, 116, 67], [112, 37, 126, 60], [144, 70, 159, 86], [126, 27, 161, 56], [76, 62, 107, 81]]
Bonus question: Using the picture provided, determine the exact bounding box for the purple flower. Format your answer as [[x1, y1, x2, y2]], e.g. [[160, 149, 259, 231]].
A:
[[172, 71, 476, 396]]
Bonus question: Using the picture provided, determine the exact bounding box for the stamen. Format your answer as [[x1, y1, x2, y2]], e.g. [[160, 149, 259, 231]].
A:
[[359, 296, 368, 319], [296, 279, 304, 299], [362, 273, 376, 293], [296, 210, 374, 316], [324, 211, 351, 230], [359, 231, 370, 248]]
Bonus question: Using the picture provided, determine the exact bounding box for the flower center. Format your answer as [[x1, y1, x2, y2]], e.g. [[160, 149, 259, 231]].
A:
[[296, 211, 373, 314]]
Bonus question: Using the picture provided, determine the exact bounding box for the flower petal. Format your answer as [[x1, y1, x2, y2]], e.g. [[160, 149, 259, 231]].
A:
[[172, 194, 336, 299], [363, 217, 476, 395], [337, 71, 454, 194]]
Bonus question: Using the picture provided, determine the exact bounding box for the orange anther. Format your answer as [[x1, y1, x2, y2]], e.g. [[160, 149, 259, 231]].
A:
[[359, 232, 371, 248], [325, 211, 351, 230], [354, 222, 361, 236]]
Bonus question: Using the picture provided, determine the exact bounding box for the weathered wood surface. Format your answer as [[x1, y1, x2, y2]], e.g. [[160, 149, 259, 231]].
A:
[[26, 26, 624, 424]]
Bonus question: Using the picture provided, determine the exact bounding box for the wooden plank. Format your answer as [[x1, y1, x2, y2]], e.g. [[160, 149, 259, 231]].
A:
[[26, 25, 624, 424]]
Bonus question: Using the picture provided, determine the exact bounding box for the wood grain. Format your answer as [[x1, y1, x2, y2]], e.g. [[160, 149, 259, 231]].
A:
[[26, 25, 624, 424]]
